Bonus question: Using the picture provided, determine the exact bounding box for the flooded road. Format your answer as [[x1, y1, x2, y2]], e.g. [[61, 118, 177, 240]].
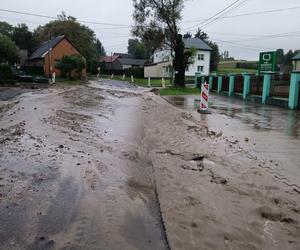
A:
[[1, 81, 299, 250], [0, 81, 168, 249], [164, 94, 300, 188]]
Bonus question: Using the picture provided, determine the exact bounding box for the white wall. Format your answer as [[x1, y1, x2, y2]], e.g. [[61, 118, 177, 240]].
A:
[[185, 51, 211, 76], [153, 49, 211, 76]]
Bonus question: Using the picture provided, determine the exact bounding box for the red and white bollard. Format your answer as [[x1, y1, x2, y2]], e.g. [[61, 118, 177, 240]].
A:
[[198, 82, 211, 114]]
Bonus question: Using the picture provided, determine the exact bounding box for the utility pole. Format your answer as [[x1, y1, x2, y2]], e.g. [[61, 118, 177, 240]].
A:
[[48, 30, 52, 78]]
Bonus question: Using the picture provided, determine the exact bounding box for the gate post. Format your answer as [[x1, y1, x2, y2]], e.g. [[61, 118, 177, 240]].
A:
[[229, 74, 235, 97], [209, 75, 213, 91], [288, 72, 300, 110], [195, 72, 201, 88], [217, 76, 222, 94], [262, 73, 272, 104], [201, 76, 205, 85], [243, 73, 251, 100]]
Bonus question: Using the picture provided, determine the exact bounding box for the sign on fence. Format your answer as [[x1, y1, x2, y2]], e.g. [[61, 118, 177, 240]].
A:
[[259, 51, 276, 74]]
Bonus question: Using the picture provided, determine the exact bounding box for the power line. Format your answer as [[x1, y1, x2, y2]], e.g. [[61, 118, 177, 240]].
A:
[[0, 8, 131, 27], [183, 6, 300, 24]]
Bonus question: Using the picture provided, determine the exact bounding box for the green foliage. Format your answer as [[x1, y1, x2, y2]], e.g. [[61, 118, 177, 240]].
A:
[[124, 66, 144, 78], [0, 35, 19, 64], [11, 24, 38, 54], [159, 87, 200, 96], [56, 54, 86, 79], [127, 39, 151, 59], [0, 21, 13, 37], [0, 64, 14, 80]]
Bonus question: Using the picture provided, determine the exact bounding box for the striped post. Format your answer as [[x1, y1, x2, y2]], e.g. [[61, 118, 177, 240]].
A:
[[200, 82, 210, 112]]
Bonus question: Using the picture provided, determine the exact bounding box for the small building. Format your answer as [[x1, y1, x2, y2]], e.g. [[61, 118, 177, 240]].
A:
[[292, 52, 300, 71], [101, 53, 145, 71], [153, 38, 212, 76], [144, 61, 172, 78], [28, 35, 86, 77]]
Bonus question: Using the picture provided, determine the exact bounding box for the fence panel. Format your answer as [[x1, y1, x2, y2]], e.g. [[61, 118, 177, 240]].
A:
[[212, 76, 218, 91], [270, 74, 290, 98], [250, 75, 263, 95], [222, 76, 229, 92], [234, 75, 244, 93]]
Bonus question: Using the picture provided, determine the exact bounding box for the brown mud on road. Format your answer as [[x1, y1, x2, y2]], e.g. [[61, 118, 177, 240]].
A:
[[0, 79, 299, 250]]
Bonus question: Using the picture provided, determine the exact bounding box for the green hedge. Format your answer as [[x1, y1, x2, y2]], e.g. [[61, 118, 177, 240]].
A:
[[124, 67, 144, 78], [20, 66, 44, 76], [236, 62, 258, 70], [0, 64, 14, 80]]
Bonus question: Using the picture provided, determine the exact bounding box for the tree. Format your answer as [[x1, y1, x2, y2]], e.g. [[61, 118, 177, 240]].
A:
[[132, 0, 193, 87], [127, 38, 151, 59], [11, 24, 38, 54], [276, 49, 284, 65], [96, 39, 105, 59], [183, 32, 192, 39], [0, 35, 19, 64], [0, 21, 13, 37], [194, 28, 220, 71], [56, 54, 86, 79]]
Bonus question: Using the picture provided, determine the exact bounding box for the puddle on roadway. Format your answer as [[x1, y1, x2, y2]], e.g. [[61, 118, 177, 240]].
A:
[[164, 94, 300, 186]]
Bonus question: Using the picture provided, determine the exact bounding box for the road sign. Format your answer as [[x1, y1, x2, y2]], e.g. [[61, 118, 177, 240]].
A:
[[259, 51, 276, 74]]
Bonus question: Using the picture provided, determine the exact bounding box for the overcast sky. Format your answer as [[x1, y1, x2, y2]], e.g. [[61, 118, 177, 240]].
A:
[[1, 0, 300, 60]]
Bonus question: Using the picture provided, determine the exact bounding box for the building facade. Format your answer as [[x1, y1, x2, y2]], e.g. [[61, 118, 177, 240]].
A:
[[152, 38, 212, 77], [28, 35, 86, 78]]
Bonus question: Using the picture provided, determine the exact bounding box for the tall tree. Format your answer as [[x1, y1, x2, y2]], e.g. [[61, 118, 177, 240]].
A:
[[132, 0, 192, 87], [0, 35, 19, 63], [95, 39, 105, 59], [0, 21, 13, 37], [11, 24, 38, 54], [127, 38, 150, 59]]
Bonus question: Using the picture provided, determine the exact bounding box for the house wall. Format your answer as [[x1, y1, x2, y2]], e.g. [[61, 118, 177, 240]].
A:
[[144, 61, 172, 78], [44, 38, 86, 78], [111, 60, 124, 70], [293, 60, 300, 71], [153, 49, 211, 76], [185, 50, 211, 76]]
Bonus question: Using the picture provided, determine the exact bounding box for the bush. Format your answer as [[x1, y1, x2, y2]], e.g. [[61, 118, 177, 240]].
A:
[[236, 62, 258, 70], [20, 66, 44, 76], [0, 64, 14, 80], [56, 54, 86, 79], [124, 67, 144, 78]]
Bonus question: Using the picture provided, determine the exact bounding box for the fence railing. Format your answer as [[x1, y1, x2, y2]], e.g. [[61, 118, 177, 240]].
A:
[[270, 74, 290, 98], [234, 75, 244, 93], [222, 76, 230, 92], [212, 76, 218, 91], [250, 75, 264, 95]]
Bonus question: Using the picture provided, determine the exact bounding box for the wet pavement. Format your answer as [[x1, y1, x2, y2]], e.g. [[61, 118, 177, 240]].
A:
[[164, 94, 300, 189]]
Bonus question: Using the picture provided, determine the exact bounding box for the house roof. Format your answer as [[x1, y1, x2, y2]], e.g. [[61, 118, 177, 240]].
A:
[[117, 57, 145, 66], [29, 35, 65, 60], [183, 38, 212, 51], [114, 53, 133, 59], [292, 52, 300, 60], [101, 55, 120, 63]]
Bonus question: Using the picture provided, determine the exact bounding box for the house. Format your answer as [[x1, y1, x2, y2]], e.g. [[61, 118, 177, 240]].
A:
[[101, 53, 145, 71], [292, 52, 300, 71], [28, 35, 86, 77], [152, 38, 212, 77]]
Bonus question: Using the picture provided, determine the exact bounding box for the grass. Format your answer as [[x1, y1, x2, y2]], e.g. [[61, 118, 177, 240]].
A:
[[55, 78, 87, 85], [217, 68, 257, 75], [159, 86, 200, 96], [99, 74, 172, 87]]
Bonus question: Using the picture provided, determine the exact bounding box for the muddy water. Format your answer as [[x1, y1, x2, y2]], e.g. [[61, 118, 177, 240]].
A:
[[164, 94, 300, 190], [0, 82, 167, 249]]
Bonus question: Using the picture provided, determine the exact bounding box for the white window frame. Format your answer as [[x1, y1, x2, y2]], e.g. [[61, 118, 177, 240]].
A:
[[198, 66, 204, 72], [198, 54, 204, 61]]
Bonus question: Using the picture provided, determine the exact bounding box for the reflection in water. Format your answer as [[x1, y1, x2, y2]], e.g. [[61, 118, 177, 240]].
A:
[[164, 95, 300, 138]]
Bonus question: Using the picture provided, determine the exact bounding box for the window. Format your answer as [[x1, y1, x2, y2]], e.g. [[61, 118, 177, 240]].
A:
[[198, 66, 204, 72], [186, 65, 189, 71], [198, 54, 204, 60]]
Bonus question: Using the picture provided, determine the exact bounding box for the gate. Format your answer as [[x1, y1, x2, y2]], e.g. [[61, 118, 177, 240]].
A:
[[212, 76, 218, 91], [222, 76, 229, 92], [250, 75, 263, 96], [234, 75, 244, 93], [270, 74, 290, 98]]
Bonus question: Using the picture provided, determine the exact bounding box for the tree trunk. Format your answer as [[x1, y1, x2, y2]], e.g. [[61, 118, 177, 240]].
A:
[[173, 34, 186, 87]]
